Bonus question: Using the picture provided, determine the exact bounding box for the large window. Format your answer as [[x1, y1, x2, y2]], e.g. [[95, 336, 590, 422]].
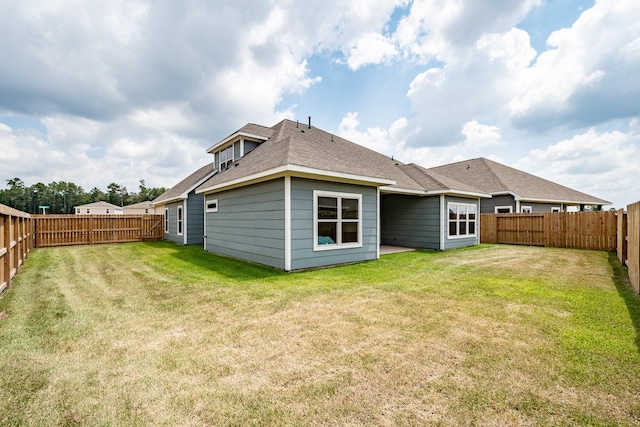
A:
[[448, 202, 477, 238], [314, 191, 362, 250], [177, 205, 183, 236]]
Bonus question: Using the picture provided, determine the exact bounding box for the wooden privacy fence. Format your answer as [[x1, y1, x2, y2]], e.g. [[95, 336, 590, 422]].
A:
[[480, 211, 617, 251], [33, 214, 164, 248], [626, 201, 640, 294], [0, 204, 32, 293]]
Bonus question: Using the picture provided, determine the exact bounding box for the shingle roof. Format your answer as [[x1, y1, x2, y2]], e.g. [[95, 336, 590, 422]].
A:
[[196, 119, 444, 194], [123, 201, 154, 209], [427, 157, 610, 205], [152, 163, 215, 205]]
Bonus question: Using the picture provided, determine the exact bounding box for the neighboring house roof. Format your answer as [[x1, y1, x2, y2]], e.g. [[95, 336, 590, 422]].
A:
[[74, 201, 122, 209], [427, 157, 610, 205], [123, 201, 154, 209], [152, 163, 216, 205], [196, 119, 490, 197]]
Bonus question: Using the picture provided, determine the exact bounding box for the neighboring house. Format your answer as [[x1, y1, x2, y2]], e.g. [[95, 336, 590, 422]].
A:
[[151, 163, 216, 245], [74, 201, 123, 215], [123, 201, 156, 214], [427, 158, 610, 213], [193, 119, 491, 271]]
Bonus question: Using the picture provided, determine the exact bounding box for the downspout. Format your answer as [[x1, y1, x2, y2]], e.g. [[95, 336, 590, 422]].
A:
[[183, 199, 187, 245], [376, 187, 380, 259], [203, 195, 207, 250], [440, 194, 446, 250]]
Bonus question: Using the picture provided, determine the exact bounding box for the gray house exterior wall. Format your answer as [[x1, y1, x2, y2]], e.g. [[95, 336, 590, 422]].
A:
[[163, 200, 184, 245], [290, 178, 378, 270], [205, 179, 286, 269], [185, 191, 205, 245], [444, 196, 480, 250], [381, 194, 440, 249]]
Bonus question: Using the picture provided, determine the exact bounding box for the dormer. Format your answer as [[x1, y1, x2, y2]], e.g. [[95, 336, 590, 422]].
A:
[[206, 129, 270, 172]]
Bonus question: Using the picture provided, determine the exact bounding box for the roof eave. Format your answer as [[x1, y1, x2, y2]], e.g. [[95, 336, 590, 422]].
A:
[[206, 132, 269, 154], [379, 186, 427, 195], [196, 164, 395, 194], [426, 189, 492, 198], [516, 196, 611, 205]]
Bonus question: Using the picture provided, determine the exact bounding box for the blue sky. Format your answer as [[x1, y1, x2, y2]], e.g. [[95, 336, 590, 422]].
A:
[[1, 0, 638, 209]]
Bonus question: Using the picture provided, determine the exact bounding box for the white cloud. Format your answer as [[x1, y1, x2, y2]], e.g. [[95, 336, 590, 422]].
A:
[[515, 126, 640, 208], [345, 32, 398, 70]]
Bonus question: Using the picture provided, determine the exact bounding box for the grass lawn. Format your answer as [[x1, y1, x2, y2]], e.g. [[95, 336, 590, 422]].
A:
[[1, 242, 639, 426]]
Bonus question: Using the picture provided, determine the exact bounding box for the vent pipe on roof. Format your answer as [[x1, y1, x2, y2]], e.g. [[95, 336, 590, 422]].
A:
[[296, 120, 299, 128], [308, 116, 311, 129]]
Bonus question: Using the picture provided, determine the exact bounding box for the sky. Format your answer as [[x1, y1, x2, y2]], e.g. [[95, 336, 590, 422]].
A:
[[1, 0, 639, 209]]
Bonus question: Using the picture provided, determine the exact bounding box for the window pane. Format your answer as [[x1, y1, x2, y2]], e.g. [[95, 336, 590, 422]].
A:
[[220, 149, 227, 163], [342, 198, 359, 219], [460, 221, 467, 235], [449, 205, 457, 220], [342, 222, 358, 243], [469, 221, 476, 235], [318, 197, 337, 219], [449, 221, 457, 236], [318, 222, 337, 244], [469, 205, 476, 220], [459, 205, 467, 220]]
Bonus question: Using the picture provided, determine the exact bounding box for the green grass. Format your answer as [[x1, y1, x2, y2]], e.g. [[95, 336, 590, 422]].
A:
[[1, 242, 639, 426]]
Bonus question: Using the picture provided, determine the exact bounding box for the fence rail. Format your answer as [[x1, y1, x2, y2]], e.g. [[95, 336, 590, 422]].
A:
[[0, 204, 32, 293], [480, 211, 617, 251], [33, 214, 164, 248]]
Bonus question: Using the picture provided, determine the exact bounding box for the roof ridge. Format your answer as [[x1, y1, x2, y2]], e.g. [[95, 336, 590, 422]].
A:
[[478, 157, 510, 192]]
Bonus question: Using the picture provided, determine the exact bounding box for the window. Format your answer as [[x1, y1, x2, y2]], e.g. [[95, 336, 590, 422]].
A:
[[551, 206, 561, 212], [164, 208, 169, 233], [495, 206, 513, 213], [86, 209, 90, 214], [206, 199, 218, 213], [218, 146, 234, 170], [448, 202, 477, 238], [177, 206, 183, 236], [521, 206, 532, 213], [106, 209, 110, 214], [314, 191, 362, 250], [76, 209, 80, 214], [145, 209, 149, 214]]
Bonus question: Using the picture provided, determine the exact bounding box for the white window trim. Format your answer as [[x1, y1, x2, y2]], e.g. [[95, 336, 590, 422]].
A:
[[206, 198, 218, 213], [448, 202, 478, 240], [495, 205, 513, 213], [313, 190, 363, 251], [551, 206, 561, 212], [177, 205, 183, 236], [521, 206, 532, 213], [164, 208, 169, 233]]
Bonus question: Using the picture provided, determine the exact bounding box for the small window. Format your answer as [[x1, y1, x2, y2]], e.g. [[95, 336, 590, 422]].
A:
[[448, 202, 477, 238], [145, 208, 149, 214], [106, 209, 110, 214], [495, 206, 513, 214], [206, 199, 218, 213], [521, 206, 532, 213], [86, 209, 90, 214], [551, 206, 561, 212], [314, 191, 362, 251], [177, 206, 183, 236], [76, 209, 80, 214], [164, 208, 169, 233]]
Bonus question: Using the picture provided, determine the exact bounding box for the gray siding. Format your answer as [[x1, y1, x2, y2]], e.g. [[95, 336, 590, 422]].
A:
[[480, 194, 514, 213], [205, 179, 286, 269], [521, 202, 563, 212], [164, 201, 184, 245], [381, 194, 440, 249], [444, 196, 480, 250], [290, 178, 378, 270], [185, 191, 205, 245]]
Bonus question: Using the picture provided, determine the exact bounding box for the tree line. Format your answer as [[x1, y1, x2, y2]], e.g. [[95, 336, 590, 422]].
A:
[[0, 178, 166, 214]]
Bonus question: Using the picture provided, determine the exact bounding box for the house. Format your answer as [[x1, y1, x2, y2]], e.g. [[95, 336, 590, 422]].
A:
[[427, 158, 610, 213], [74, 201, 123, 215], [123, 201, 156, 214], [193, 119, 490, 271], [151, 163, 216, 245]]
